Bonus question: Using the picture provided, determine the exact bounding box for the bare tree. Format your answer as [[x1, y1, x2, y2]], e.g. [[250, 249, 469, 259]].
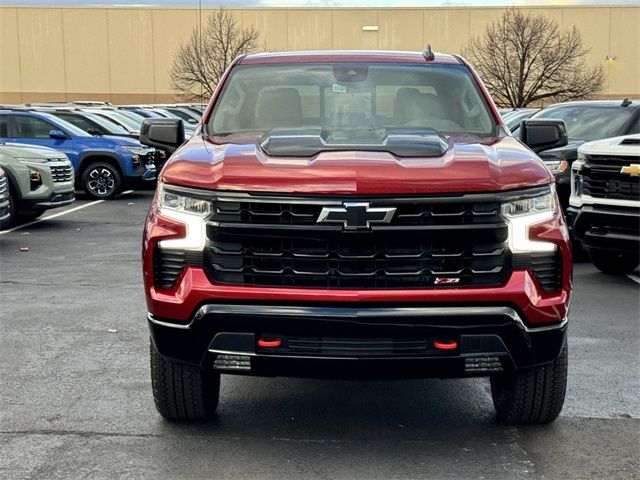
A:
[[464, 9, 605, 108], [170, 8, 259, 102]]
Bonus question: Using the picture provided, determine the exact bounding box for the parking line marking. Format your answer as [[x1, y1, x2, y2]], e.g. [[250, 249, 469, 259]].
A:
[[627, 274, 640, 285], [0, 190, 134, 236]]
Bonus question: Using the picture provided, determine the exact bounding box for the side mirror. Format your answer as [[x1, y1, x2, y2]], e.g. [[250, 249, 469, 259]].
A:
[[49, 129, 68, 140], [519, 119, 568, 153], [187, 118, 198, 124], [139, 118, 185, 151]]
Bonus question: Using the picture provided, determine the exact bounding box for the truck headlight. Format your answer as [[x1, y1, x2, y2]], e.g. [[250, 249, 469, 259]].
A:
[[502, 187, 558, 253], [157, 182, 211, 250]]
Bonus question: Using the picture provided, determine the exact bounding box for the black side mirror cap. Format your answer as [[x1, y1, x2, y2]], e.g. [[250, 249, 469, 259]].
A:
[[519, 119, 568, 153], [139, 118, 185, 151]]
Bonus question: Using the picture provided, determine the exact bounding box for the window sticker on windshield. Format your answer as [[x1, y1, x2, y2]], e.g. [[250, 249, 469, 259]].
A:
[[332, 83, 347, 94]]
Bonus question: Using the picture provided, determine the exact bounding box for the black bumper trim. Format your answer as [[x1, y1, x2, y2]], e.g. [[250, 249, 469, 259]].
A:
[[148, 304, 567, 378]]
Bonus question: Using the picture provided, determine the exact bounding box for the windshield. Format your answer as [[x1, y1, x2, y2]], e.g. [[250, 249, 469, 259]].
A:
[[530, 105, 633, 141], [83, 112, 129, 134], [209, 63, 496, 138]]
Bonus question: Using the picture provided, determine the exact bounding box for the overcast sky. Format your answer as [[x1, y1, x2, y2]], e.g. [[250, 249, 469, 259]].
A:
[[4, 0, 637, 6]]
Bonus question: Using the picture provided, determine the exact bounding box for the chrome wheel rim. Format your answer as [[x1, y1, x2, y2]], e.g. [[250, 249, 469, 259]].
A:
[[87, 168, 116, 196]]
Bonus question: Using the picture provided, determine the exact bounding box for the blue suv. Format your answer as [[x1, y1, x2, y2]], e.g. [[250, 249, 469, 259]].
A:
[[0, 109, 156, 199]]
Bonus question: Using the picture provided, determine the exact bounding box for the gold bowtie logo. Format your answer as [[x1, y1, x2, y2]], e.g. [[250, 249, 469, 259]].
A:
[[620, 164, 640, 177]]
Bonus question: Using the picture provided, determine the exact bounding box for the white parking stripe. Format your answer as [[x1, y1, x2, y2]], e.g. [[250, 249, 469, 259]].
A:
[[0, 190, 134, 236], [627, 274, 640, 285]]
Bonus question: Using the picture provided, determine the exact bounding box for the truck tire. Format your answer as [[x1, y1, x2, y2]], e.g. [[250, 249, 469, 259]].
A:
[[590, 249, 639, 275], [490, 343, 567, 425], [81, 161, 122, 199], [150, 340, 220, 421]]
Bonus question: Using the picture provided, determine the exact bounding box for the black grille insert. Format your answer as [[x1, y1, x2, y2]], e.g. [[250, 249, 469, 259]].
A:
[[204, 193, 513, 289], [513, 252, 562, 292], [582, 154, 640, 201]]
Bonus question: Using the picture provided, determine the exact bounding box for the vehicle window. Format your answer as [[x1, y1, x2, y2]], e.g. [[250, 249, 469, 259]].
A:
[[0, 116, 9, 137], [14, 115, 58, 139], [531, 106, 634, 141], [167, 108, 195, 122], [83, 113, 129, 134], [628, 114, 640, 134], [210, 63, 496, 137], [55, 113, 96, 132]]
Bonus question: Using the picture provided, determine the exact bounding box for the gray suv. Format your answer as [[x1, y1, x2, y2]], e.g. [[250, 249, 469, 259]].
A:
[[0, 143, 75, 228]]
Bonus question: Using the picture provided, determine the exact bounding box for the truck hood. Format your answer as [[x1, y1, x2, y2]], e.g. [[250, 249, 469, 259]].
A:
[[578, 134, 640, 157], [160, 135, 553, 195], [0, 142, 67, 160]]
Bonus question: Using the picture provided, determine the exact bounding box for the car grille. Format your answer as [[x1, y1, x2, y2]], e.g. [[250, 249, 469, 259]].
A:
[[582, 154, 640, 201], [202, 193, 512, 289], [154, 250, 203, 290], [0, 173, 7, 197], [50, 164, 74, 183]]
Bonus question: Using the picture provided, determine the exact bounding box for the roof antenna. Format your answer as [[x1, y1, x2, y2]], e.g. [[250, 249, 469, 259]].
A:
[[621, 98, 632, 107], [422, 44, 435, 61]]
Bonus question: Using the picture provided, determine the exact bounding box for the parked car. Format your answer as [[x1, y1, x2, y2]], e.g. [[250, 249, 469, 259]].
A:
[[568, 134, 639, 274], [514, 99, 640, 208], [0, 142, 74, 228], [500, 108, 539, 131], [117, 106, 196, 136], [152, 105, 201, 125], [141, 49, 571, 425], [38, 108, 138, 139], [0, 109, 157, 199]]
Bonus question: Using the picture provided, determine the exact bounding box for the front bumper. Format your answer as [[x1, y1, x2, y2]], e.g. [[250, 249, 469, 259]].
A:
[[571, 204, 639, 253], [149, 304, 567, 378], [20, 187, 75, 213]]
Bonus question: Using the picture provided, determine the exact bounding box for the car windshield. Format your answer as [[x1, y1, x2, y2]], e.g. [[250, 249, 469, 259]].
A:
[[209, 63, 496, 138], [82, 112, 129, 134], [529, 105, 633, 141]]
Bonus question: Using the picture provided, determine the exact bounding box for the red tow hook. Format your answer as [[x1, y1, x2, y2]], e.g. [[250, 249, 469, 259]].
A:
[[433, 339, 458, 351], [258, 337, 282, 348]]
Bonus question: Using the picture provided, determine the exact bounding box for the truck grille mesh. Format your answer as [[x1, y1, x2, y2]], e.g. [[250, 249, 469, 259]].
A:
[[582, 154, 640, 201], [203, 194, 511, 289]]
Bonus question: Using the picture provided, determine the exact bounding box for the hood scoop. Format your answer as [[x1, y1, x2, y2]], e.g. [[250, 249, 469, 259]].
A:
[[620, 138, 640, 146], [260, 127, 449, 158]]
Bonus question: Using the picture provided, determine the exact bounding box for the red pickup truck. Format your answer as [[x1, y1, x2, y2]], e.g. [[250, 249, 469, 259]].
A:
[[141, 49, 572, 424]]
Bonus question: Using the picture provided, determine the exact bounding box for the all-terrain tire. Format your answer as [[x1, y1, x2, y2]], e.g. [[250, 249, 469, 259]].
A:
[[590, 249, 639, 275], [150, 340, 220, 421], [491, 343, 567, 425]]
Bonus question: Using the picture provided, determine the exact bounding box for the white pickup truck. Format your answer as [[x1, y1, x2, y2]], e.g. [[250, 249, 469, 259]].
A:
[[568, 134, 639, 274]]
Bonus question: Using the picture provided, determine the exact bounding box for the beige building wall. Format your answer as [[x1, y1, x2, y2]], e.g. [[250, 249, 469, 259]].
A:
[[0, 5, 638, 104]]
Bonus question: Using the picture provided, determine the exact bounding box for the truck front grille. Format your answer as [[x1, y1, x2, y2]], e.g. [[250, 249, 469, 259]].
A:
[[50, 164, 74, 183], [513, 252, 562, 292], [582, 154, 640, 201], [203, 193, 512, 290]]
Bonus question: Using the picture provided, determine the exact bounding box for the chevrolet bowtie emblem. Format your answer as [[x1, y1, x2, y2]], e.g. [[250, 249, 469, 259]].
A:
[[317, 202, 396, 230], [620, 164, 640, 177]]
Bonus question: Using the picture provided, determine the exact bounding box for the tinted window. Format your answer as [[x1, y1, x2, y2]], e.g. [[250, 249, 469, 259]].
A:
[[0, 116, 9, 137], [531, 105, 633, 141], [210, 63, 496, 137], [14, 115, 58, 139], [55, 113, 97, 133]]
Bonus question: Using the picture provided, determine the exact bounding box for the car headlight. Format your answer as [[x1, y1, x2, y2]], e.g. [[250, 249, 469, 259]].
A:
[[571, 156, 584, 200], [156, 183, 211, 251], [121, 146, 151, 156], [18, 158, 48, 165], [502, 187, 558, 253]]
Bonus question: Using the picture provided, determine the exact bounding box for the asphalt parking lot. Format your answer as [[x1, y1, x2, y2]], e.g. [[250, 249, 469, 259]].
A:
[[0, 190, 638, 480]]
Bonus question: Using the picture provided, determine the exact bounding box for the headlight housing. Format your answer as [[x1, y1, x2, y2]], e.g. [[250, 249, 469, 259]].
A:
[[156, 183, 211, 251], [121, 146, 152, 156], [502, 186, 558, 253]]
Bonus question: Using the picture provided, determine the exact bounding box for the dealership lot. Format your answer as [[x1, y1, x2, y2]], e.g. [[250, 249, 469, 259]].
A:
[[0, 191, 638, 480]]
